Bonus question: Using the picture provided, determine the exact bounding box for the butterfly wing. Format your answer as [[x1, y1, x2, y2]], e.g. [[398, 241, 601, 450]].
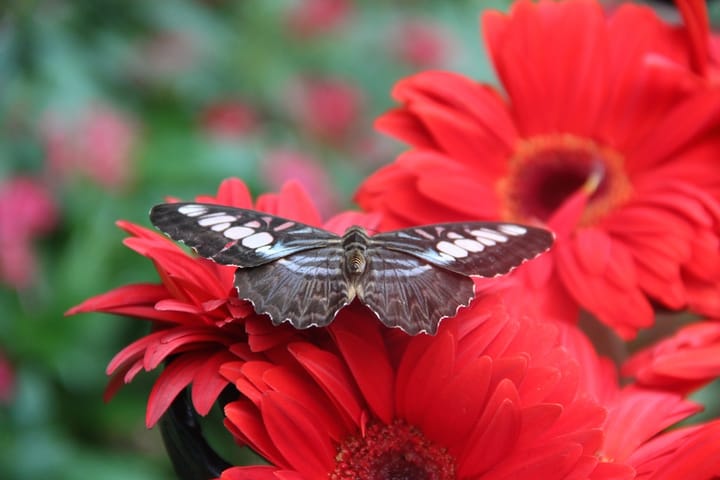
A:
[[358, 249, 474, 335], [150, 203, 339, 267], [233, 246, 350, 329], [371, 222, 553, 277]]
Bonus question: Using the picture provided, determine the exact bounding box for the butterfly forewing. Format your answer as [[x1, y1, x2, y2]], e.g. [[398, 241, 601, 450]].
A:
[[358, 249, 475, 335], [370, 222, 553, 277], [150, 203, 338, 267]]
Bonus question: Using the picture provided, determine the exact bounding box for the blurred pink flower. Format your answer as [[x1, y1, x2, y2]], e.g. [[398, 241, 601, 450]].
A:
[[200, 100, 257, 138], [130, 30, 198, 84], [42, 104, 137, 190], [0, 176, 58, 288], [262, 149, 339, 216], [392, 19, 451, 68], [0, 351, 14, 405], [286, 77, 363, 143], [286, 0, 352, 37]]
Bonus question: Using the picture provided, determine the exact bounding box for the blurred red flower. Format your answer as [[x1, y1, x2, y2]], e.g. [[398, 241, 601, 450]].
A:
[[622, 320, 720, 394], [130, 30, 199, 84], [286, 77, 363, 143], [392, 19, 451, 69], [261, 149, 340, 217], [655, 0, 720, 87], [66, 178, 378, 427], [0, 176, 58, 288], [553, 321, 720, 478], [42, 104, 137, 190], [219, 295, 633, 480], [356, 0, 720, 338], [286, 0, 352, 38], [200, 100, 257, 139], [0, 350, 15, 404]]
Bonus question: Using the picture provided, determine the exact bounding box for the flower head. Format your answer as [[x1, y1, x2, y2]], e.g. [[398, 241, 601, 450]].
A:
[[356, 0, 720, 338], [219, 295, 621, 479], [285, 0, 352, 38], [0, 176, 58, 288], [285, 76, 364, 143], [200, 100, 257, 139], [67, 178, 377, 427], [622, 319, 720, 395], [42, 104, 137, 190]]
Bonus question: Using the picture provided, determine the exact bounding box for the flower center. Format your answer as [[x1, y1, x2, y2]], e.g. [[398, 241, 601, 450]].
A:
[[331, 420, 456, 480], [499, 134, 631, 225]]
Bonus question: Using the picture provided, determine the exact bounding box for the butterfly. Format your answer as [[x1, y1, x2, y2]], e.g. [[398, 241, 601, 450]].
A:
[[150, 203, 554, 335]]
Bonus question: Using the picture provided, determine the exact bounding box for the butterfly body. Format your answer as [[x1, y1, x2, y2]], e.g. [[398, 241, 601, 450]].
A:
[[150, 203, 554, 334]]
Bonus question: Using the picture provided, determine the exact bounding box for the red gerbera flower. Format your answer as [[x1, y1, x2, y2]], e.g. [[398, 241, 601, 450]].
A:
[[552, 321, 720, 478], [355, 0, 720, 338], [66, 178, 378, 427], [622, 319, 720, 395], [218, 294, 633, 480]]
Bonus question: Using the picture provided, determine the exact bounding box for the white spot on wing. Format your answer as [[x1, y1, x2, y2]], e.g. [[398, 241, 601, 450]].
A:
[[447, 232, 463, 240], [242, 232, 274, 248], [474, 237, 496, 246], [437, 252, 455, 263], [454, 238, 485, 252], [244, 220, 261, 228], [470, 229, 508, 243], [274, 221, 295, 231], [178, 204, 207, 217], [224, 226, 254, 240], [436, 240, 469, 258], [498, 224, 528, 236], [211, 222, 231, 231], [198, 215, 237, 226], [414, 229, 435, 240]]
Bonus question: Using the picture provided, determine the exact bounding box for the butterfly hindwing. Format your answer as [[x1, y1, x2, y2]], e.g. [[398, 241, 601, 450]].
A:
[[371, 222, 553, 278], [150, 203, 338, 267], [358, 249, 475, 335], [233, 246, 350, 329]]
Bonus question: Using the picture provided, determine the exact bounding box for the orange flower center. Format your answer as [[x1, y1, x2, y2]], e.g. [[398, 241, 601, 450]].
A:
[[331, 420, 456, 480], [499, 134, 631, 225]]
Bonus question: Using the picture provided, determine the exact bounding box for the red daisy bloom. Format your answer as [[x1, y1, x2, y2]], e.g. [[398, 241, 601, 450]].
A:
[[553, 321, 719, 478], [355, 0, 720, 338], [218, 295, 634, 480], [650, 0, 720, 88], [66, 178, 378, 427], [622, 319, 720, 395]]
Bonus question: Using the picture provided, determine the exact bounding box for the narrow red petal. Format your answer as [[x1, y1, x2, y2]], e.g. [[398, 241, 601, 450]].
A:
[[262, 392, 335, 477], [330, 312, 394, 424], [146, 352, 209, 427]]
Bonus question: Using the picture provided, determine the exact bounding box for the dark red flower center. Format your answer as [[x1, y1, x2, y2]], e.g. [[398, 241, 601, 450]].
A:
[[331, 420, 456, 480], [499, 135, 631, 225]]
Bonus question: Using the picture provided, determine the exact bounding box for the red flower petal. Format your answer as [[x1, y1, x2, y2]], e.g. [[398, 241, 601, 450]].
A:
[[329, 311, 394, 424], [289, 342, 364, 430], [262, 391, 336, 476], [146, 351, 210, 427]]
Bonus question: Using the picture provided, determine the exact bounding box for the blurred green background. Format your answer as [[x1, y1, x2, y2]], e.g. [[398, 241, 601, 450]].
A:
[[1, 1, 719, 479], [0, 1, 504, 478]]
